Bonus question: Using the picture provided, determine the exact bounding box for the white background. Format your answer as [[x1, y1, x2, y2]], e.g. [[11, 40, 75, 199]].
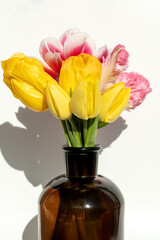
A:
[[0, 0, 159, 239]]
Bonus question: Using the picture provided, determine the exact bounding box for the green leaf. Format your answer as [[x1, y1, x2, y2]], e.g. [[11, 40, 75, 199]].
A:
[[84, 115, 99, 147], [68, 117, 83, 147], [98, 121, 109, 129], [83, 120, 88, 145], [61, 120, 72, 147], [65, 120, 78, 147]]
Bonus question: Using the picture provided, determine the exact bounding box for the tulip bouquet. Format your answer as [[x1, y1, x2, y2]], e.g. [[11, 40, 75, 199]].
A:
[[1, 29, 151, 147]]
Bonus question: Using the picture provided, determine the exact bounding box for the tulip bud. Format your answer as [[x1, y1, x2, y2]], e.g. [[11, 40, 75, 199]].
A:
[[70, 75, 101, 120], [99, 82, 130, 123], [1, 53, 58, 111], [59, 53, 102, 96], [45, 82, 72, 120]]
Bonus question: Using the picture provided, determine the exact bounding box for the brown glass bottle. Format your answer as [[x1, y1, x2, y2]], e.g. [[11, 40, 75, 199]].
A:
[[38, 146, 124, 240]]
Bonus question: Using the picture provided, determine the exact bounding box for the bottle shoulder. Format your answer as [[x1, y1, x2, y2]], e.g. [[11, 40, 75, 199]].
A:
[[39, 174, 124, 207]]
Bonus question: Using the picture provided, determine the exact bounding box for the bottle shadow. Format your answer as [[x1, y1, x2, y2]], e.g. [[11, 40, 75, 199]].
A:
[[0, 107, 127, 240]]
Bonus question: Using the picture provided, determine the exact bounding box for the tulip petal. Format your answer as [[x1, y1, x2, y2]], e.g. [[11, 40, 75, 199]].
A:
[[104, 87, 130, 122], [11, 79, 48, 112], [59, 56, 79, 96], [44, 52, 62, 73], [1, 53, 26, 98], [97, 45, 108, 63], [43, 64, 59, 82], [11, 53, 26, 59], [63, 33, 87, 59], [3, 77, 19, 98], [71, 75, 101, 120], [1, 53, 26, 78], [12, 57, 58, 94], [100, 82, 125, 121], [45, 83, 72, 120], [81, 35, 97, 56], [59, 28, 80, 46], [100, 44, 129, 93], [39, 37, 64, 60]]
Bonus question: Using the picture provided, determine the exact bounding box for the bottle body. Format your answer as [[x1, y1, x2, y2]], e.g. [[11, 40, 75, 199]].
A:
[[38, 146, 124, 240]]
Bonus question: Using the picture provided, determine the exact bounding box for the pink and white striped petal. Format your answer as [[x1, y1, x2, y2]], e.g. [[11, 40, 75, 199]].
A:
[[44, 52, 62, 73], [39, 37, 64, 60], [115, 46, 129, 69], [109, 44, 129, 74], [81, 35, 97, 56], [100, 44, 129, 93], [116, 72, 152, 109], [59, 28, 80, 46], [63, 32, 88, 59], [43, 64, 59, 82], [97, 45, 108, 63]]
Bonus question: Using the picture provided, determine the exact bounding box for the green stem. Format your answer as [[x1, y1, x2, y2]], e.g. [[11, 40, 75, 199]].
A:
[[75, 116, 83, 144], [65, 120, 81, 147], [83, 120, 88, 145], [61, 120, 72, 147], [84, 115, 99, 147], [68, 118, 83, 147]]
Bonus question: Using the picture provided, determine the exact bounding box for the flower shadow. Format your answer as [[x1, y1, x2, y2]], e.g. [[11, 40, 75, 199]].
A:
[[97, 117, 128, 150], [0, 107, 65, 188], [0, 107, 127, 240]]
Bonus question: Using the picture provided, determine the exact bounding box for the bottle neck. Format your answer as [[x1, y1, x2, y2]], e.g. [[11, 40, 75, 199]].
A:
[[63, 146, 101, 178]]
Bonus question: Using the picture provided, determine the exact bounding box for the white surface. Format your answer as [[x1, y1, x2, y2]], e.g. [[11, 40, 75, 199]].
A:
[[0, 0, 159, 239]]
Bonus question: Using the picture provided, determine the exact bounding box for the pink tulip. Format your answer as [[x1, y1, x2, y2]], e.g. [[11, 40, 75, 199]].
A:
[[100, 44, 129, 93], [39, 28, 97, 75], [116, 72, 152, 109]]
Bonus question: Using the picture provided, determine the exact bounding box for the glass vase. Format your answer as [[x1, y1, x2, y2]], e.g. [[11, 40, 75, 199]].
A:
[[38, 146, 124, 240]]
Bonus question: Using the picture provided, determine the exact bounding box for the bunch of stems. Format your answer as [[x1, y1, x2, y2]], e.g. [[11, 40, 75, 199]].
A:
[[61, 115, 108, 147]]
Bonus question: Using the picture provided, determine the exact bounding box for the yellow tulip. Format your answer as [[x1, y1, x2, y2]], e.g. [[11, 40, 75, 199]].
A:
[[70, 75, 101, 120], [59, 53, 102, 96], [99, 82, 131, 123], [45, 82, 72, 120], [1, 53, 58, 111]]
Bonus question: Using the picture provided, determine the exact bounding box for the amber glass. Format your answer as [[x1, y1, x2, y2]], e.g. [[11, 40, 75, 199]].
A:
[[38, 146, 124, 240]]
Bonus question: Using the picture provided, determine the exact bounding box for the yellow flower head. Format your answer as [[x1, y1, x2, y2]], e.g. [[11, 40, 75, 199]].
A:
[[46, 53, 102, 120], [45, 82, 72, 120], [59, 53, 102, 96], [70, 75, 101, 120], [1, 53, 58, 112], [99, 82, 131, 123]]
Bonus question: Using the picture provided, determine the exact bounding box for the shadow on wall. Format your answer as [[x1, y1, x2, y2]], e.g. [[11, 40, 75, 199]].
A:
[[0, 107, 65, 188], [0, 107, 128, 240], [23, 215, 38, 240]]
